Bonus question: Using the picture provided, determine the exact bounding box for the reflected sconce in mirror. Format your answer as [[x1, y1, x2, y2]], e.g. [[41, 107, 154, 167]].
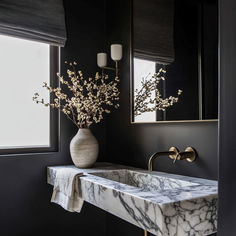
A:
[[97, 44, 122, 78]]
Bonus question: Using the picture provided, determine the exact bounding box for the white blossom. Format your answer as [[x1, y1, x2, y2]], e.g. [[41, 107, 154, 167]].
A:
[[134, 68, 182, 116], [33, 61, 120, 128]]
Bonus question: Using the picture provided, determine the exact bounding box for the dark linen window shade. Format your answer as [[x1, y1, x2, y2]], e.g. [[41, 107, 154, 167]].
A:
[[0, 0, 66, 46], [133, 0, 174, 64]]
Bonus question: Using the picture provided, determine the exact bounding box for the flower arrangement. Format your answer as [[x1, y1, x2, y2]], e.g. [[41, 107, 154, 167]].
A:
[[134, 68, 182, 116], [33, 61, 120, 128]]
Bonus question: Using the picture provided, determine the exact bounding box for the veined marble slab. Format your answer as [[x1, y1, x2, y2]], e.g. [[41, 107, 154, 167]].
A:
[[47, 163, 217, 236]]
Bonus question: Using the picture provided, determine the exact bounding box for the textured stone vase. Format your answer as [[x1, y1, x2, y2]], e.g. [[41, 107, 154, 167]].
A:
[[70, 128, 99, 168]]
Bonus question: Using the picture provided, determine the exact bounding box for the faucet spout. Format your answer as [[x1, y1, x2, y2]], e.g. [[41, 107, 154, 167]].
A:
[[148, 147, 179, 171]]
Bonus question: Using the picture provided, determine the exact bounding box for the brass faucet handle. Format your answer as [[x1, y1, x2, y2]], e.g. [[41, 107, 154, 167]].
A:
[[184, 147, 196, 162], [168, 147, 179, 162]]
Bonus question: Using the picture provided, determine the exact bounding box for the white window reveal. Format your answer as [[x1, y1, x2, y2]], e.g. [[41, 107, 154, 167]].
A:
[[133, 58, 156, 122]]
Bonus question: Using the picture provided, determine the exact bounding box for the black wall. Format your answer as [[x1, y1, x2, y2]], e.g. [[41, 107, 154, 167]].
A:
[[0, 1, 107, 236], [105, 0, 218, 235], [218, 0, 236, 235]]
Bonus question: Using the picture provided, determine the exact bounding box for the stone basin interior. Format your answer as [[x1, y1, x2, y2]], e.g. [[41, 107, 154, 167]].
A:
[[90, 169, 199, 192]]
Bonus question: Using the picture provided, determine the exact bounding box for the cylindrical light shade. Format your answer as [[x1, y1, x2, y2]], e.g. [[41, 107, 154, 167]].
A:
[[111, 44, 122, 61], [97, 53, 107, 67]]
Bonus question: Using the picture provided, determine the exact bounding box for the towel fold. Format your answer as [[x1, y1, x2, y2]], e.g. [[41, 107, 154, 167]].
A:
[[51, 168, 84, 212]]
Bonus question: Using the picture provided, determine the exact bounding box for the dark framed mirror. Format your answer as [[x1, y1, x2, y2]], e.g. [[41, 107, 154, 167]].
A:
[[131, 0, 218, 123]]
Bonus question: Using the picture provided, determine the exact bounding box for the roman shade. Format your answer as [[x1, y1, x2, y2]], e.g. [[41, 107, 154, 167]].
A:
[[133, 0, 174, 64], [0, 0, 67, 46]]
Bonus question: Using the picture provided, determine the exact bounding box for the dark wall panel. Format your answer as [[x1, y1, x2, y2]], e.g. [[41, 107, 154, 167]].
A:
[[105, 0, 218, 235], [0, 1, 107, 236], [218, 0, 236, 235]]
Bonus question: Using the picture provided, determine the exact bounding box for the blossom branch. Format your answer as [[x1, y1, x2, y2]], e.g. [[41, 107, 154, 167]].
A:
[[134, 68, 182, 116], [33, 61, 120, 128]]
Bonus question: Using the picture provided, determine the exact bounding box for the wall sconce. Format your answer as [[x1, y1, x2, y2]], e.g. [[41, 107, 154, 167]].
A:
[[97, 44, 122, 78]]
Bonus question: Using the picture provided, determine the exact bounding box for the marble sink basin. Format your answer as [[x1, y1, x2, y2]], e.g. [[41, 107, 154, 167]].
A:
[[90, 169, 199, 192], [83, 170, 217, 236], [47, 163, 217, 236]]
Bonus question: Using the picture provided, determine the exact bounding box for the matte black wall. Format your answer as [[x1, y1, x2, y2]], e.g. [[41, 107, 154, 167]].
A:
[[0, 0, 220, 235], [218, 0, 236, 235], [105, 0, 218, 235], [0, 1, 107, 236]]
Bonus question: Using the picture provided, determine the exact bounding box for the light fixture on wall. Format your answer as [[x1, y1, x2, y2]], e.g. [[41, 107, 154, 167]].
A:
[[97, 44, 122, 78]]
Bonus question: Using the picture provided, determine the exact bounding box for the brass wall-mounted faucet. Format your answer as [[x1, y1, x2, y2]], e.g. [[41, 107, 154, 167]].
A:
[[148, 147, 196, 171]]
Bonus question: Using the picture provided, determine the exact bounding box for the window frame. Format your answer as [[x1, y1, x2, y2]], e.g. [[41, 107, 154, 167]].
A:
[[0, 46, 59, 155]]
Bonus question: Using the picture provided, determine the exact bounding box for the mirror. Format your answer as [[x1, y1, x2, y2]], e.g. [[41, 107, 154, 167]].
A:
[[131, 0, 218, 123]]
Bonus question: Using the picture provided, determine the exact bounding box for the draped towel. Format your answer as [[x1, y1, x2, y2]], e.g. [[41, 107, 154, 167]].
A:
[[0, 0, 67, 46], [133, 0, 175, 64], [51, 167, 84, 212]]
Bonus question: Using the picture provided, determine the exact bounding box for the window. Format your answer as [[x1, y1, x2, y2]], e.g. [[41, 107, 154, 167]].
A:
[[0, 35, 58, 154]]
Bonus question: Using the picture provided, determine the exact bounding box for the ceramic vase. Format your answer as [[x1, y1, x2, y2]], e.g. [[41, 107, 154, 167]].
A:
[[70, 128, 99, 168]]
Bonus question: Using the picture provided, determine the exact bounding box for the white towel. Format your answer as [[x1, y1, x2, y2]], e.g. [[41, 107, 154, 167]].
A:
[[51, 168, 84, 212]]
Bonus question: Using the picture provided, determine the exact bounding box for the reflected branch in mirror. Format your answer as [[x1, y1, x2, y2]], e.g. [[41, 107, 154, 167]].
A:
[[134, 68, 182, 117]]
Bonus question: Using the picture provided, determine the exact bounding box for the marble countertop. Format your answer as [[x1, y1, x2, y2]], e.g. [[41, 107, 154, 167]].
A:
[[47, 162, 130, 185], [47, 162, 218, 236]]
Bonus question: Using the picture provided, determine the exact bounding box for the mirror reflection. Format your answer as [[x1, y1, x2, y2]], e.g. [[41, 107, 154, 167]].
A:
[[131, 0, 218, 123]]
